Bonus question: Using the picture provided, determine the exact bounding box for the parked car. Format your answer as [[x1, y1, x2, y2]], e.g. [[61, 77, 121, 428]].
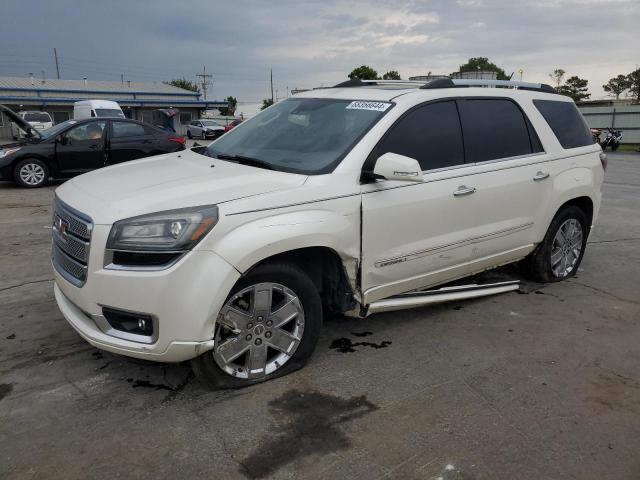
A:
[[11, 111, 53, 139], [0, 105, 185, 188], [74, 100, 125, 119], [51, 79, 604, 389], [224, 118, 243, 132], [187, 119, 225, 139]]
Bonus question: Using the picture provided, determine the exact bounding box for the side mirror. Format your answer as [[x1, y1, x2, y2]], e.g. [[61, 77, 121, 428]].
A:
[[57, 135, 68, 146], [372, 152, 423, 182]]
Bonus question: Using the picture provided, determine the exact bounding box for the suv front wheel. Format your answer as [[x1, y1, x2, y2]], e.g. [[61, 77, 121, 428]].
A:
[[191, 262, 322, 389], [522, 205, 589, 282]]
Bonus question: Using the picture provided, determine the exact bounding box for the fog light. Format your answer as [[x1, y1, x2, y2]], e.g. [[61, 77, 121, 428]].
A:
[[102, 307, 154, 337]]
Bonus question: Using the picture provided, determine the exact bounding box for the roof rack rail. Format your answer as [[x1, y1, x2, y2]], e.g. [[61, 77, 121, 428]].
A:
[[333, 78, 556, 93], [332, 79, 429, 88], [435, 79, 556, 93]]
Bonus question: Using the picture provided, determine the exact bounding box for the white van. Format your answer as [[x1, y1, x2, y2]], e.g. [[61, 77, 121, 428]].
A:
[[73, 100, 125, 119]]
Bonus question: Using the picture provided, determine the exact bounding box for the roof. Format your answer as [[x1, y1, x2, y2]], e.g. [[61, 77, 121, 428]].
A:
[[0, 76, 198, 96]]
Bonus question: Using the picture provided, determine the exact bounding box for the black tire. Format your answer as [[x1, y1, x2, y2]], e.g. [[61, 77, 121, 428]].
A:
[[521, 205, 589, 283], [612, 142, 619, 151], [186, 130, 193, 139], [191, 262, 323, 389], [13, 158, 50, 188]]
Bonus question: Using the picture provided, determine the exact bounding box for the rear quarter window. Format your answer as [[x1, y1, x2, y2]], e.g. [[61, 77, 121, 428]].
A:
[[533, 99, 593, 149]]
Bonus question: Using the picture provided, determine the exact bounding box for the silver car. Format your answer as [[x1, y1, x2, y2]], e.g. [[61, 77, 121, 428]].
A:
[[187, 119, 225, 140]]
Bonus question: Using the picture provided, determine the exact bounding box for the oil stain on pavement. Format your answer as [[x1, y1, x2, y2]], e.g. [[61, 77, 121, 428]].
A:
[[239, 389, 378, 479], [0, 383, 13, 401], [329, 337, 392, 353]]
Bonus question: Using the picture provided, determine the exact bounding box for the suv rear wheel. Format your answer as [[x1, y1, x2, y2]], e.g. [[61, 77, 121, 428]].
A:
[[14, 158, 49, 188], [191, 262, 322, 389], [522, 205, 589, 282]]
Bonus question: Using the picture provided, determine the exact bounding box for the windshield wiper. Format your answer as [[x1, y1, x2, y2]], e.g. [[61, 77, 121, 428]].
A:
[[215, 153, 275, 170]]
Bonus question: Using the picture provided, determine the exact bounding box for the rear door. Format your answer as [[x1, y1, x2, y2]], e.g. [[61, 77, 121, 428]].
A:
[[55, 120, 107, 173], [107, 120, 157, 164], [454, 98, 550, 271]]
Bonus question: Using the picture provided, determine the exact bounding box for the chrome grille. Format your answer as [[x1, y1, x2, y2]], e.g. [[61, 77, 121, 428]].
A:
[[52, 198, 92, 287]]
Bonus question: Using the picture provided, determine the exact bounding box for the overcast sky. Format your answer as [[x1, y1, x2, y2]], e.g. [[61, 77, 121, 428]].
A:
[[1, 0, 638, 102]]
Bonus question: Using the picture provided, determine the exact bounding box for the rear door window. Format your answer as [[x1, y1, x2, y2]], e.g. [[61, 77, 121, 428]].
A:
[[112, 121, 151, 138], [458, 99, 537, 163], [376, 100, 464, 171], [533, 100, 592, 149]]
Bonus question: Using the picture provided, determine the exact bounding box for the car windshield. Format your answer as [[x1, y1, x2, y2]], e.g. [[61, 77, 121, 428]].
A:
[[95, 109, 124, 117], [39, 120, 79, 139], [200, 120, 220, 126], [23, 112, 51, 122], [205, 98, 392, 174]]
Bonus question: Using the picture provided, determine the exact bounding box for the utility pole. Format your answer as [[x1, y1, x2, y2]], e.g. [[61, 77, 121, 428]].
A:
[[286, 86, 289, 98], [270, 68, 274, 103], [121, 73, 124, 85], [53, 48, 60, 79], [196, 66, 213, 100]]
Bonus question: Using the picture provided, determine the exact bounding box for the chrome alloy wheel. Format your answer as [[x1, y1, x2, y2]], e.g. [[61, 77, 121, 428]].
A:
[[19, 163, 46, 186], [550, 218, 583, 278], [213, 282, 305, 379]]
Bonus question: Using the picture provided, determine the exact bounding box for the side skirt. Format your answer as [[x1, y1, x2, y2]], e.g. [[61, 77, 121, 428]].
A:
[[365, 280, 519, 315]]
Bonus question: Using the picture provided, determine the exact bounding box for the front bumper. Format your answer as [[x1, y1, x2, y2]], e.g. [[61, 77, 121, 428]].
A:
[[54, 244, 241, 362]]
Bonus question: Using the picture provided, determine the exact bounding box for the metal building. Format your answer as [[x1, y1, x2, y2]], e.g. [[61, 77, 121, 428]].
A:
[[0, 76, 228, 138]]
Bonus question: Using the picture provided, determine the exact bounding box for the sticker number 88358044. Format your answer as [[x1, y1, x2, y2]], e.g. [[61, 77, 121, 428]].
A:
[[345, 101, 392, 112]]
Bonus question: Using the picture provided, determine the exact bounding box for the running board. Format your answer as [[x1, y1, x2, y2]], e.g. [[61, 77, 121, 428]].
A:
[[366, 281, 520, 315]]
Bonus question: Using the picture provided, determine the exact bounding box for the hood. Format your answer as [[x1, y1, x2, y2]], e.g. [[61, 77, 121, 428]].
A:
[[0, 140, 29, 150], [0, 105, 42, 140], [55, 148, 308, 224]]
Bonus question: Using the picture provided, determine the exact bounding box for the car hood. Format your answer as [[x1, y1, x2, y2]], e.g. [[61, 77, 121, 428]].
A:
[[0, 104, 42, 140], [55, 148, 308, 224]]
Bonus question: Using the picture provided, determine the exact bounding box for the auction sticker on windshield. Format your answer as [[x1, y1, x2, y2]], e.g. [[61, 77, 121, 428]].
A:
[[345, 101, 391, 112]]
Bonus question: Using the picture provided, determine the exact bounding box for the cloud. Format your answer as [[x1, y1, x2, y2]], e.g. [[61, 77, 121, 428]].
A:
[[0, 0, 638, 101]]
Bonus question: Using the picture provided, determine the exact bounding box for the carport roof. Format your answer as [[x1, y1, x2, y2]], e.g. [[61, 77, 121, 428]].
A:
[[0, 76, 197, 96]]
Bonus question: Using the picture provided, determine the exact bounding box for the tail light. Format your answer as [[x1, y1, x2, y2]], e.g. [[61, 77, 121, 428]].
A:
[[168, 136, 186, 145], [224, 125, 231, 132], [599, 152, 608, 171]]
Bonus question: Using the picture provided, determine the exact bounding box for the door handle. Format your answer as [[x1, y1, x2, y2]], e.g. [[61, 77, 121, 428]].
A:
[[453, 185, 476, 197], [533, 171, 550, 181]]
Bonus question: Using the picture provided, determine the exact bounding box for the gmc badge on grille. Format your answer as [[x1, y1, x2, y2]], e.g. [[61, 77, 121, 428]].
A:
[[53, 215, 69, 238]]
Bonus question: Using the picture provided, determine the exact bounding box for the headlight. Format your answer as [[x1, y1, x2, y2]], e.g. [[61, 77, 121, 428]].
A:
[[107, 205, 218, 252], [0, 147, 21, 159]]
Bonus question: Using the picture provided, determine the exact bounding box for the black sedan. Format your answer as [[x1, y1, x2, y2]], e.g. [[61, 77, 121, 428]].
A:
[[0, 105, 185, 188]]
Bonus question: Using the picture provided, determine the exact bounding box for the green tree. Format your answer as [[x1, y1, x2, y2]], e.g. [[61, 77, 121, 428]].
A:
[[261, 98, 274, 110], [548, 69, 566, 88], [218, 96, 238, 116], [348, 65, 379, 80], [382, 70, 401, 80], [557, 76, 590, 102], [459, 57, 509, 80], [627, 68, 640, 104], [165, 77, 200, 93], [603, 75, 630, 100]]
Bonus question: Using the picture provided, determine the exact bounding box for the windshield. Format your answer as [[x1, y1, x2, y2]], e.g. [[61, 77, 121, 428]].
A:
[[23, 112, 52, 123], [200, 120, 220, 126], [95, 109, 125, 118], [205, 98, 392, 174], [40, 120, 78, 139]]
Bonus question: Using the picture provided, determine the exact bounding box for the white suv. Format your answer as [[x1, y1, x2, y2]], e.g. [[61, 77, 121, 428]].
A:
[[52, 78, 604, 388]]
